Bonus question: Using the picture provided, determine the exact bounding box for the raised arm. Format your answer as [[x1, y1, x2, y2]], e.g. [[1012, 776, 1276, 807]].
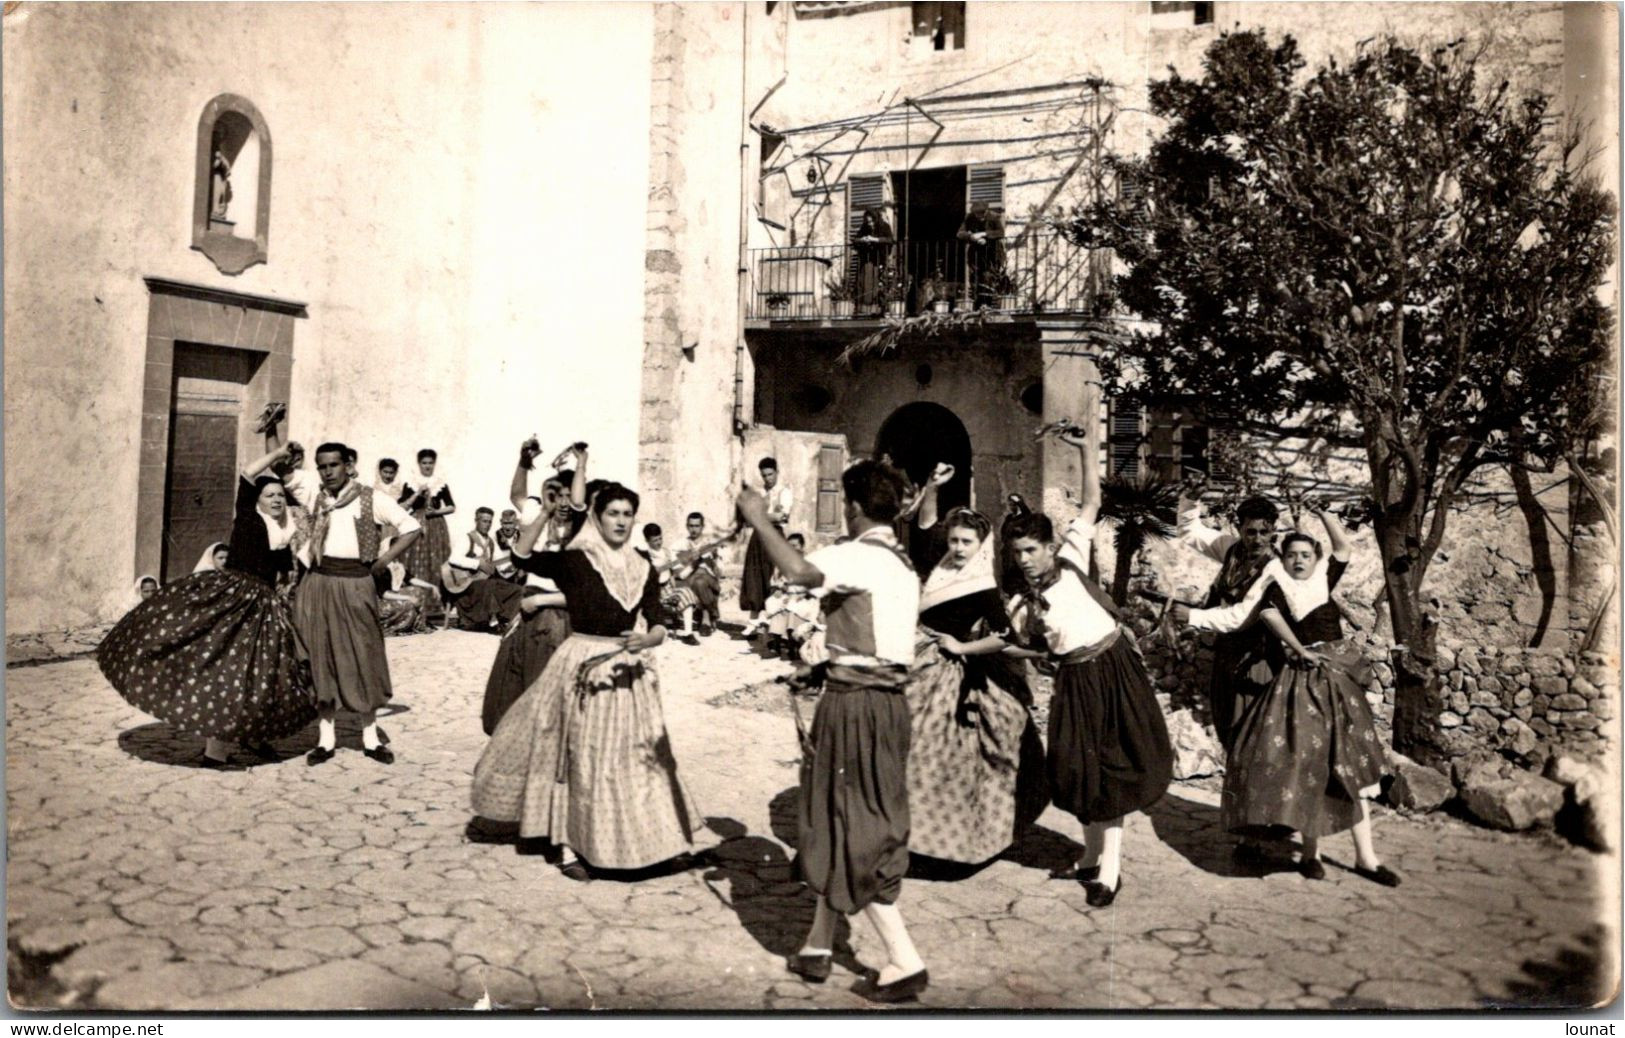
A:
[[1055, 426, 1099, 528], [242, 443, 292, 481], [510, 438, 540, 511], [737, 488, 822, 588], [569, 447, 588, 510], [1312, 500, 1350, 562], [1176, 473, 1234, 563]]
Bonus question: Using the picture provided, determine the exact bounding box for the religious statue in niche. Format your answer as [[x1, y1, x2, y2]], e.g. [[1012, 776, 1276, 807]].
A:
[[209, 132, 233, 223]]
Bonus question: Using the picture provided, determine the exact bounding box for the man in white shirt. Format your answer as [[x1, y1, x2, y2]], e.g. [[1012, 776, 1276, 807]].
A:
[[736, 460, 928, 1005], [294, 442, 422, 766]]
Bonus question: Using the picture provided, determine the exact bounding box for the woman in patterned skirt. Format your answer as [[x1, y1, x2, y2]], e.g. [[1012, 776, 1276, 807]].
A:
[[1182, 504, 1399, 886], [400, 448, 455, 582], [97, 442, 315, 768], [904, 507, 1045, 864], [472, 482, 705, 880]]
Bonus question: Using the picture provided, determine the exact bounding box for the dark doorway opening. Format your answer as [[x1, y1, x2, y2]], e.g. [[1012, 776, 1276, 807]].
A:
[[891, 165, 967, 304], [875, 401, 973, 514]]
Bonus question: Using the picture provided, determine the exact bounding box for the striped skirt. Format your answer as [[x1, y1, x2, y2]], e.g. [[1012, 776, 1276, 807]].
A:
[[471, 633, 703, 869]]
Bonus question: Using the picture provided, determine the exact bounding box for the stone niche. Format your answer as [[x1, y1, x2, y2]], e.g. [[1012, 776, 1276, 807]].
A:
[[192, 94, 273, 275]]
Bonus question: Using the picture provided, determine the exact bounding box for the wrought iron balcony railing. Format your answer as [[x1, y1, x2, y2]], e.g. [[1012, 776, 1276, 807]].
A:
[[748, 230, 1113, 322]]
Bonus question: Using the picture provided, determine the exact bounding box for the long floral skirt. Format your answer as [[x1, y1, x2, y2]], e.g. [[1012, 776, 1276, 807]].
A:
[[1048, 635, 1174, 824], [1221, 641, 1387, 839], [905, 640, 1045, 863], [402, 514, 452, 583], [97, 569, 316, 742], [471, 634, 703, 869], [480, 606, 570, 736]]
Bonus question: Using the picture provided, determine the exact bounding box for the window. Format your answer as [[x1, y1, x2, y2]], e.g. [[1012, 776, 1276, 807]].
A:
[[911, 1, 965, 50], [1150, 1, 1213, 27], [816, 443, 845, 533], [1108, 397, 1145, 478]]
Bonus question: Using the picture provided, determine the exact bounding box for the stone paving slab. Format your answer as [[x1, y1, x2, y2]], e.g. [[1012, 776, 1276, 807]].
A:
[[5, 628, 1617, 1010]]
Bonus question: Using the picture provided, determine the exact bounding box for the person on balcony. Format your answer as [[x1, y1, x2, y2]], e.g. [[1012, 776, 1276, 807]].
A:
[[854, 207, 895, 312], [957, 201, 1006, 309]]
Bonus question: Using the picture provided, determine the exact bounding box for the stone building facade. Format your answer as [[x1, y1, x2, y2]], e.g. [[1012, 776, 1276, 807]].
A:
[[4, 3, 659, 638]]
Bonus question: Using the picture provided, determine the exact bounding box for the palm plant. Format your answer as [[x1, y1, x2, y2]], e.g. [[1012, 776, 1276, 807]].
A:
[[1098, 472, 1181, 605]]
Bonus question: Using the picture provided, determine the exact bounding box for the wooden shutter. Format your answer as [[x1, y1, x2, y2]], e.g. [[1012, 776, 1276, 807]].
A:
[[816, 443, 845, 533], [967, 164, 1005, 210], [847, 173, 887, 285], [1108, 397, 1144, 478]]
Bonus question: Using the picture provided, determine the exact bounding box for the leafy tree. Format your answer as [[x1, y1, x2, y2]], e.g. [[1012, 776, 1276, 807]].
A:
[[1069, 32, 1616, 764]]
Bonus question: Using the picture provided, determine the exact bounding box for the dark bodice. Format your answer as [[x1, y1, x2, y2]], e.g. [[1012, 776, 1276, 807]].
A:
[[920, 588, 1010, 642], [513, 550, 662, 636], [1262, 557, 1349, 646], [226, 477, 294, 586], [401, 483, 454, 514]]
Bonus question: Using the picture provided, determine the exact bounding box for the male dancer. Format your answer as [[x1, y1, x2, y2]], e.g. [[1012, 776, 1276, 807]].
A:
[[737, 461, 928, 1004], [295, 443, 422, 766], [1170, 484, 1281, 862]]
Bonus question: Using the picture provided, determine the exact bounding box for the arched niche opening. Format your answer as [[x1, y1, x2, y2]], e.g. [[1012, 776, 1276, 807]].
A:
[[193, 94, 272, 275]]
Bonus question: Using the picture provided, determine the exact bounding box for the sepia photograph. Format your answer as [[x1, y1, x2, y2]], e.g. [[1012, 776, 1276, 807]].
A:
[[2, 0, 1620, 1014]]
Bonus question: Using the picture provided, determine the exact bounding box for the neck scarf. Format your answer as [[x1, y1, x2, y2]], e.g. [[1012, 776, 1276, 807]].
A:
[[919, 532, 996, 614], [566, 508, 652, 613], [1015, 556, 1117, 649], [1215, 540, 1273, 605], [1272, 555, 1332, 621], [296, 480, 365, 564], [193, 542, 226, 573]]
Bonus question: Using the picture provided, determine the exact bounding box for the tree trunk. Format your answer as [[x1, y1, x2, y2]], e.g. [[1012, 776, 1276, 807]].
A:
[[1372, 509, 1449, 766], [1110, 535, 1136, 606]]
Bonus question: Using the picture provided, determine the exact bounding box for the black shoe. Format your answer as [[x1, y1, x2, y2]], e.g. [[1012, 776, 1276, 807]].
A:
[[559, 859, 594, 883], [516, 838, 564, 863], [306, 746, 336, 767], [1049, 862, 1100, 882], [363, 744, 395, 765], [1084, 876, 1122, 908], [853, 968, 929, 1004], [1354, 863, 1401, 887], [244, 741, 280, 761], [1299, 858, 1327, 881], [787, 953, 832, 984], [199, 755, 241, 771], [466, 817, 520, 845]]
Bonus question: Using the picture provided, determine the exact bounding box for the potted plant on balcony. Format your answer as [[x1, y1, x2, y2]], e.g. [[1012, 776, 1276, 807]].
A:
[[765, 292, 791, 316], [877, 267, 910, 318], [824, 273, 855, 318], [990, 270, 1020, 311], [922, 266, 950, 314]]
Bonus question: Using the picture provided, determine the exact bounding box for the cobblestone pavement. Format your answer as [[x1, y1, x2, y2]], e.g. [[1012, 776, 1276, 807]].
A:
[[6, 628, 1617, 1011]]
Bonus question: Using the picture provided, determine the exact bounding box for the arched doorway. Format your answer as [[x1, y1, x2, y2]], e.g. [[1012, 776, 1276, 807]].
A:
[[875, 402, 973, 514]]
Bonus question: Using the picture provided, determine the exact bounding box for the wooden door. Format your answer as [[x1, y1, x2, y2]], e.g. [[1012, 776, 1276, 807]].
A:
[[162, 345, 251, 581], [815, 442, 845, 534]]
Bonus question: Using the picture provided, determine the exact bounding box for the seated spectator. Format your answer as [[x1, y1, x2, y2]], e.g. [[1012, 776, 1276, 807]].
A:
[[671, 512, 724, 642], [760, 532, 823, 662]]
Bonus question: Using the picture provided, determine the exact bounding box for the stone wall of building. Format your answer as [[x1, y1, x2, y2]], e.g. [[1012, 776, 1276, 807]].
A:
[[4, 3, 655, 637], [638, 2, 760, 542]]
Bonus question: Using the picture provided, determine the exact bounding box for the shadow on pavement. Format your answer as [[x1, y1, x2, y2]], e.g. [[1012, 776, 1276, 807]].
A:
[[698, 799, 863, 979], [1483, 924, 1616, 1009], [117, 706, 413, 769], [1144, 790, 1298, 879]]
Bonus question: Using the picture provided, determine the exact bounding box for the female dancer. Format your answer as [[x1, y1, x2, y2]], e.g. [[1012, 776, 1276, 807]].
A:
[[1003, 427, 1172, 906], [1177, 504, 1399, 886], [479, 440, 584, 736], [472, 483, 704, 880], [904, 507, 1044, 864], [401, 448, 455, 581], [98, 442, 314, 768]]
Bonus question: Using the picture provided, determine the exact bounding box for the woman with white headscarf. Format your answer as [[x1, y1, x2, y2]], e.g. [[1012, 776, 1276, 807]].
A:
[[903, 507, 1046, 865], [472, 481, 705, 881], [193, 542, 229, 574]]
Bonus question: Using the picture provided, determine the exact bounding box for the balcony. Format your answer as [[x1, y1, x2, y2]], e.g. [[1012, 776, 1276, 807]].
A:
[[747, 230, 1112, 323]]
